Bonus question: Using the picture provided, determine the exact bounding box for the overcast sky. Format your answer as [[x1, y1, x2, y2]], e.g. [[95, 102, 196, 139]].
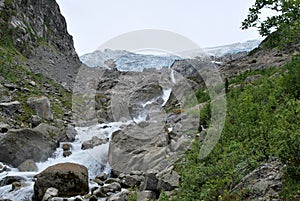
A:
[[56, 0, 261, 56]]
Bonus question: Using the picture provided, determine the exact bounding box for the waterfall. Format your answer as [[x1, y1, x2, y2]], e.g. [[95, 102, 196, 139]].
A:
[[170, 69, 176, 84]]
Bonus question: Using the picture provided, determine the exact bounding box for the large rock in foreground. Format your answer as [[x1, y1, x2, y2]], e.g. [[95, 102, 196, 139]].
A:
[[0, 128, 57, 167], [33, 163, 89, 201]]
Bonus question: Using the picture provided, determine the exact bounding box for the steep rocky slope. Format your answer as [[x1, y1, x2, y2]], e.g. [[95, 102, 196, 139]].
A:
[[0, 0, 81, 88], [0, 0, 79, 168]]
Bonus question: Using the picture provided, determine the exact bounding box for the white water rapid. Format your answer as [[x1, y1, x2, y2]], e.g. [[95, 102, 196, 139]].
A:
[[0, 122, 127, 200], [0, 87, 172, 200]]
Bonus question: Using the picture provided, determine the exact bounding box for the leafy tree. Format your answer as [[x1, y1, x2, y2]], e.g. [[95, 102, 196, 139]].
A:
[[242, 0, 300, 36]]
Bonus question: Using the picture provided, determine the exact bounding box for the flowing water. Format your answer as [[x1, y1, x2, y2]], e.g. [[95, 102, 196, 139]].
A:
[[0, 88, 172, 200], [0, 122, 127, 200]]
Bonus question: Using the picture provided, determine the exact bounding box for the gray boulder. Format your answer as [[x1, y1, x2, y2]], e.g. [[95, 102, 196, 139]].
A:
[[30, 115, 42, 128], [33, 163, 89, 201], [157, 171, 180, 191], [18, 159, 38, 172], [27, 96, 53, 120], [33, 123, 64, 143], [0, 128, 57, 167], [81, 136, 109, 150]]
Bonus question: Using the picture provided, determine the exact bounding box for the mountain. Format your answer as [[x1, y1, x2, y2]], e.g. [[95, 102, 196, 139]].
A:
[[80, 40, 261, 71], [180, 39, 262, 58], [0, 0, 81, 88], [204, 39, 262, 56], [80, 49, 181, 71]]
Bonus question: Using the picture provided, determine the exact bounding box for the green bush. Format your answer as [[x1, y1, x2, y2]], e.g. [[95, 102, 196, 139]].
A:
[[170, 56, 300, 200]]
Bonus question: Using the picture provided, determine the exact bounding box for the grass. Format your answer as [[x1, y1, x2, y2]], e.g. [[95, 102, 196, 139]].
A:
[[0, 45, 72, 126]]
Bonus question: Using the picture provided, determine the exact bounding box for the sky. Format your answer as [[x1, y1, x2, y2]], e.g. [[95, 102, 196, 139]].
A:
[[56, 0, 261, 56]]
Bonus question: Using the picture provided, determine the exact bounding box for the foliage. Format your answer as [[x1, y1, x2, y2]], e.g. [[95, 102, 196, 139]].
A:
[[168, 56, 300, 200], [242, 0, 300, 37]]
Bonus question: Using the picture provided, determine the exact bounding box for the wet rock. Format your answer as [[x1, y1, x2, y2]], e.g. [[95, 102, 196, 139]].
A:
[[105, 178, 121, 184], [81, 136, 109, 150], [27, 96, 53, 120], [33, 163, 89, 201], [30, 115, 42, 128], [62, 143, 72, 151], [73, 196, 84, 201], [93, 178, 104, 186], [99, 182, 122, 196], [0, 176, 26, 187], [63, 151, 72, 157], [0, 128, 57, 167], [0, 101, 21, 115], [88, 195, 98, 201], [11, 182, 21, 191], [59, 124, 77, 142], [42, 187, 58, 201], [0, 163, 10, 173], [93, 187, 105, 197], [18, 159, 38, 172], [95, 172, 108, 181]]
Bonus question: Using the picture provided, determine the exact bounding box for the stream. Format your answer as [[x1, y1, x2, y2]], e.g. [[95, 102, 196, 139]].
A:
[[0, 87, 173, 200]]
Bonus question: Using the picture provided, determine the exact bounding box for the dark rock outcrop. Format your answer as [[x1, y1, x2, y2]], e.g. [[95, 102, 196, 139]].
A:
[[0, 128, 56, 167], [33, 163, 89, 201]]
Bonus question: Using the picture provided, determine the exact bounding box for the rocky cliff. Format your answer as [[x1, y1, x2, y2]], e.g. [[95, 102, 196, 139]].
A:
[[0, 0, 81, 88]]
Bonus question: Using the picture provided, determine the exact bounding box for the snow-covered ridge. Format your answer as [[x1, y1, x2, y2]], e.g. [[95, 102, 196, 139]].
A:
[[80, 39, 262, 71], [80, 49, 181, 72]]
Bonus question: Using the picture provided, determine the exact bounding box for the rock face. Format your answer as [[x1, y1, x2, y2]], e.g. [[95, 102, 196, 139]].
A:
[[33, 163, 89, 201], [0, 128, 56, 167], [233, 160, 283, 200], [27, 97, 53, 120], [0, 0, 81, 88]]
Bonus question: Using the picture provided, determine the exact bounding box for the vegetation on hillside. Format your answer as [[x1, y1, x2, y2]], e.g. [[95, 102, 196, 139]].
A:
[[0, 46, 72, 127], [168, 55, 300, 201]]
